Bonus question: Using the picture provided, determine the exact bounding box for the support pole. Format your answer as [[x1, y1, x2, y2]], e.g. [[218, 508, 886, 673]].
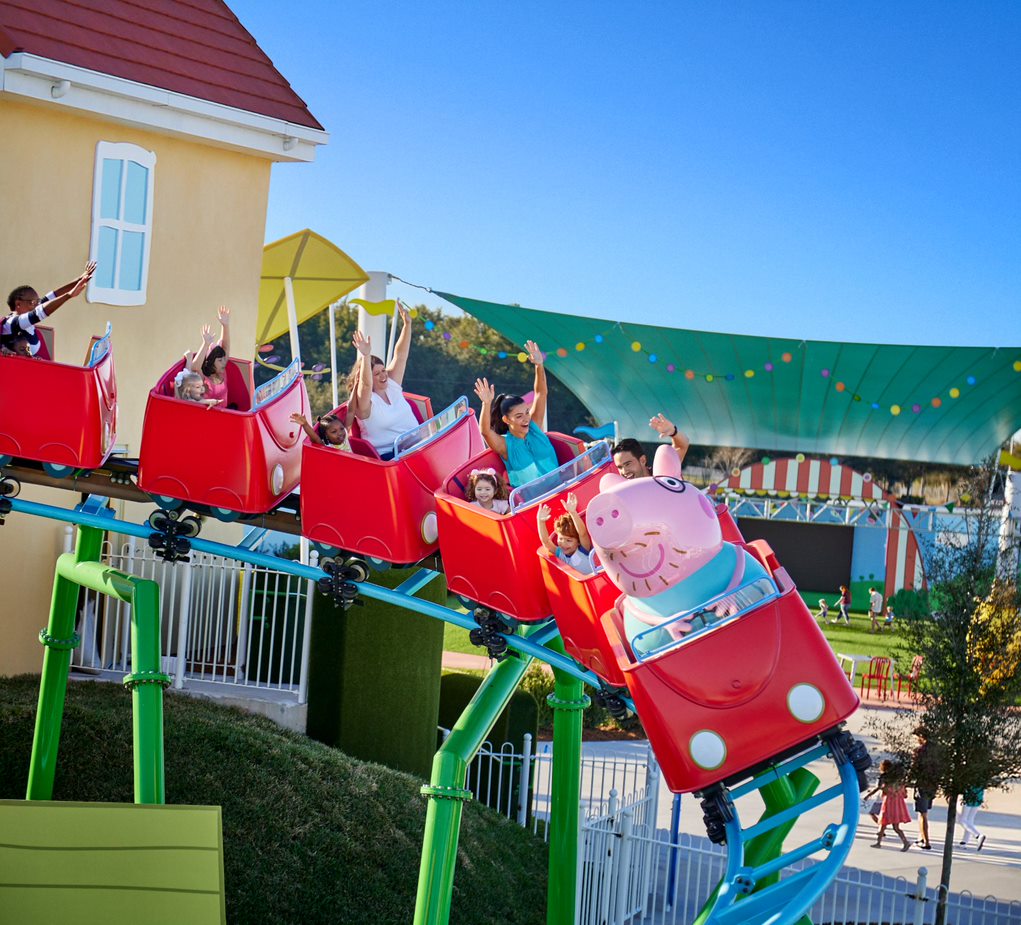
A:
[[546, 635, 590, 925], [329, 301, 340, 409], [354, 271, 389, 356], [284, 275, 300, 365], [125, 575, 167, 804], [26, 526, 102, 800], [27, 524, 168, 804], [997, 470, 1020, 579], [413, 652, 532, 925]]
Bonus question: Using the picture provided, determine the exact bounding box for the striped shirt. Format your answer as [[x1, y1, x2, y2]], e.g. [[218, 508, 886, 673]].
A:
[[1, 294, 54, 355]]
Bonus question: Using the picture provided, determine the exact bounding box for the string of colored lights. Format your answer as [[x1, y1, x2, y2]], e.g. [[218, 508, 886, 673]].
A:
[[417, 315, 1021, 419]]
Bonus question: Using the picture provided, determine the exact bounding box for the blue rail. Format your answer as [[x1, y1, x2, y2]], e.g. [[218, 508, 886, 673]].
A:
[[7, 495, 612, 693]]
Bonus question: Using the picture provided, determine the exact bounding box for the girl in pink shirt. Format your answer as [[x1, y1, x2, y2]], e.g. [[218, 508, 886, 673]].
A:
[[188, 306, 231, 406]]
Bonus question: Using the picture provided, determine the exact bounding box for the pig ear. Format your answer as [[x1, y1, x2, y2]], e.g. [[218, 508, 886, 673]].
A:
[[652, 444, 682, 479], [600, 471, 626, 492]]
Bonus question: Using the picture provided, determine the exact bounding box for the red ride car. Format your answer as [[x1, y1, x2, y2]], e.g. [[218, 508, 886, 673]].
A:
[[435, 437, 614, 623], [599, 539, 860, 793], [0, 324, 117, 475], [137, 357, 308, 516], [300, 394, 484, 565]]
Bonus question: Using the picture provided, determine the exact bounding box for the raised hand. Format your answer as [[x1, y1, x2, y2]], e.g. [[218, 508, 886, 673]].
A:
[[69, 261, 97, 297], [537, 503, 552, 523], [649, 413, 674, 437], [397, 301, 411, 325], [201, 324, 215, 346], [289, 412, 310, 427], [525, 340, 543, 366], [474, 377, 495, 404], [217, 305, 231, 327], [564, 492, 579, 514], [352, 330, 372, 357]]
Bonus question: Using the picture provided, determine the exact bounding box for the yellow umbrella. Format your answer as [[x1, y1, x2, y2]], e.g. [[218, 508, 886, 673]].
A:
[[257, 229, 369, 347]]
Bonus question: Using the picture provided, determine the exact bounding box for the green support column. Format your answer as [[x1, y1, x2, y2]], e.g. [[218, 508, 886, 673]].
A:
[[414, 652, 532, 925], [123, 577, 168, 804], [26, 526, 102, 801], [27, 524, 169, 805], [546, 636, 589, 925]]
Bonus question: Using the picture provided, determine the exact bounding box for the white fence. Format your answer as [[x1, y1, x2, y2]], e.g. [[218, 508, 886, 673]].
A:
[[70, 533, 315, 703], [578, 815, 1021, 925], [447, 730, 658, 847], [460, 734, 1020, 925]]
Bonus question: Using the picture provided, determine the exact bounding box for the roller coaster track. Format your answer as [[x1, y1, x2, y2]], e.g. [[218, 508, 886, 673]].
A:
[[3, 458, 867, 925]]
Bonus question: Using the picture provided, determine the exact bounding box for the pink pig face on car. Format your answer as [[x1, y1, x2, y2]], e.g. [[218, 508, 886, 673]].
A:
[[587, 445, 722, 597]]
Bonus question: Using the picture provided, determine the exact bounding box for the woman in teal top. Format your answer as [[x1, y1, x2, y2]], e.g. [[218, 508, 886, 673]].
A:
[[474, 340, 559, 489]]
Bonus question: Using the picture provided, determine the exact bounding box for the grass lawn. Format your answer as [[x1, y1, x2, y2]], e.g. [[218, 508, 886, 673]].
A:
[[818, 610, 920, 674], [443, 621, 478, 655], [447, 607, 921, 676]]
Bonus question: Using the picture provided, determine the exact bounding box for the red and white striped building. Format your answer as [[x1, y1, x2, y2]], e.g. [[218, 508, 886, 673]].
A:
[[723, 458, 926, 600]]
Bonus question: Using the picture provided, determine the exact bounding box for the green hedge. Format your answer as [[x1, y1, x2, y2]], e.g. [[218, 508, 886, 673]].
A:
[[438, 670, 538, 748], [888, 587, 931, 619]]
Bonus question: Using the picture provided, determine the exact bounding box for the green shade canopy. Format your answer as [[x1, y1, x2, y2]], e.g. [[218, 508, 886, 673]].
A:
[[438, 293, 1021, 465]]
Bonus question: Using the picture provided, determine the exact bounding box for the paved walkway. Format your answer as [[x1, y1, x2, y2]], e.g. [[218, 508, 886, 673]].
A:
[[581, 705, 1021, 904], [443, 651, 1021, 900]]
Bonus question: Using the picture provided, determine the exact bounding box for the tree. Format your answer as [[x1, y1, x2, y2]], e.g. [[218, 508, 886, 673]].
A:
[[701, 446, 755, 484], [869, 459, 1021, 925], [256, 302, 595, 434]]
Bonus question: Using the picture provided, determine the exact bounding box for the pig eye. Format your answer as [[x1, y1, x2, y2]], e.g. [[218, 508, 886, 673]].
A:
[[654, 476, 686, 493]]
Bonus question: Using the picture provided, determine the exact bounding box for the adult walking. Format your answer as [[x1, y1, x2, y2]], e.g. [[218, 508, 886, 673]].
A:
[[831, 585, 851, 625], [869, 586, 884, 632], [911, 726, 940, 850], [474, 340, 558, 489]]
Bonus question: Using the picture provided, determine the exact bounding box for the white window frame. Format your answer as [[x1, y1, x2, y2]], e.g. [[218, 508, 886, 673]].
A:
[[87, 141, 156, 306]]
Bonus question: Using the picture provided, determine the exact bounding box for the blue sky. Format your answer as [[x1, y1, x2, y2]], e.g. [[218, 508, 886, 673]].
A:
[[233, 1, 1020, 347]]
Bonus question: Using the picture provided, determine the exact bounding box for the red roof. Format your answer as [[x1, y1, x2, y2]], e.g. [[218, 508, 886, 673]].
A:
[[0, 0, 323, 130]]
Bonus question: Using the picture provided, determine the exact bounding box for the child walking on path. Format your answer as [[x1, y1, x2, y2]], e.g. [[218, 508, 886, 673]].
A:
[[958, 788, 986, 851], [865, 760, 912, 851]]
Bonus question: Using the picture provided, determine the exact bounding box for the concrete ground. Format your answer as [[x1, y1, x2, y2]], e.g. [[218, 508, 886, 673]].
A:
[[580, 704, 1021, 904], [441, 652, 1020, 901]]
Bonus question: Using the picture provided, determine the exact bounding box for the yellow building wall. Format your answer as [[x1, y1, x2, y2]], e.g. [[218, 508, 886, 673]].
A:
[[0, 97, 274, 675]]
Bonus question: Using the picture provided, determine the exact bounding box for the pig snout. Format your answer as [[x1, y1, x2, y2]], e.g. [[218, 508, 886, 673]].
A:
[[587, 495, 633, 547]]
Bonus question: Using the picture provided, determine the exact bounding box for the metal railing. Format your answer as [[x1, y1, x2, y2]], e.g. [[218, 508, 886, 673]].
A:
[[577, 821, 1021, 925], [439, 729, 658, 848], [69, 531, 315, 703]]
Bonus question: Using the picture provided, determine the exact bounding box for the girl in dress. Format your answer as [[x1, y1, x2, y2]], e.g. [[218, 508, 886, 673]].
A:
[[466, 468, 509, 514], [867, 760, 912, 850]]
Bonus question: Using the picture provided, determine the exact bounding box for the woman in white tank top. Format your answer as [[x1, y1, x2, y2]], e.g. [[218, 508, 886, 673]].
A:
[[349, 303, 419, 458]]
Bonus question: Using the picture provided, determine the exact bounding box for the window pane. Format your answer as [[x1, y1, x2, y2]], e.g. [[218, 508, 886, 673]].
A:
[[100, 159, 123, 220], [118, 231, 144, 291], [96, 227, 119, 288], [124, 161, 149, 225]]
